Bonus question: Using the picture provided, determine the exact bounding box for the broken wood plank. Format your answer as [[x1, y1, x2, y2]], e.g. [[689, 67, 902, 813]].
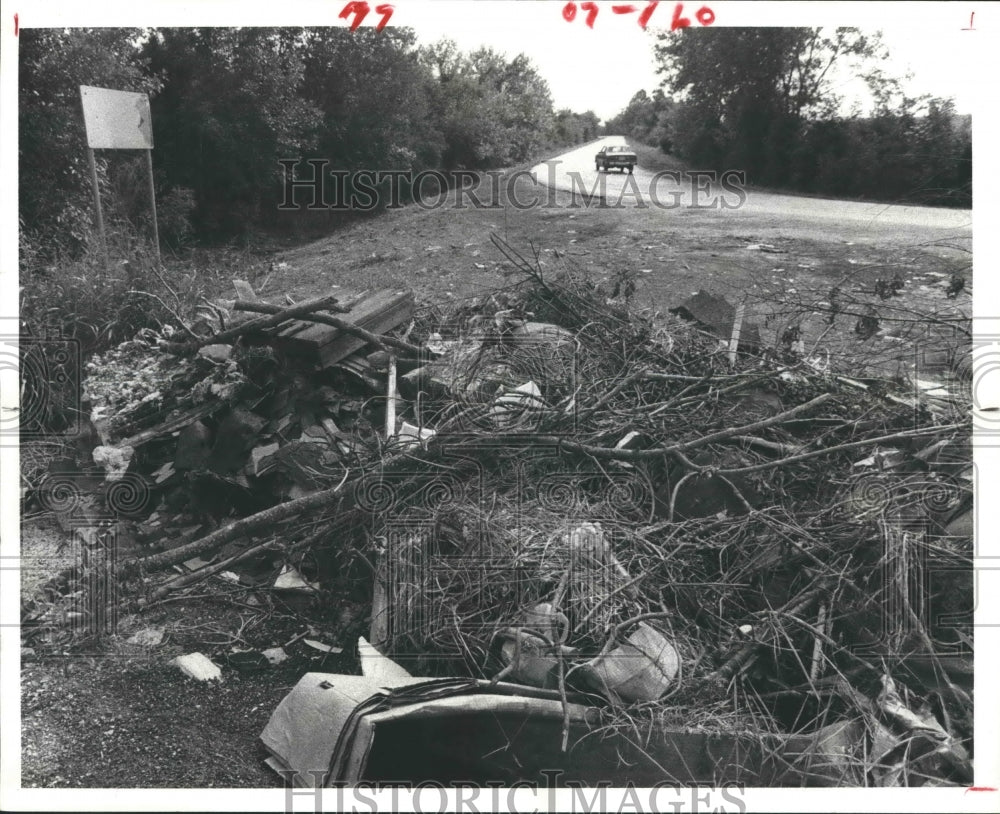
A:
[[318, 293, 415, 368], [232, 279, 259, 303], [236, 299, 422, 357], [270, 289, 416, 369], [385, 355, 398, 439], [728, 303, 745, 364], [163, 293, 343, 355], [120, 401, 224, 449]]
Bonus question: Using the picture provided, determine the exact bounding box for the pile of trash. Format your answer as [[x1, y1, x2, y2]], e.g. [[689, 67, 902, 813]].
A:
[[24, 236, 973, 787]]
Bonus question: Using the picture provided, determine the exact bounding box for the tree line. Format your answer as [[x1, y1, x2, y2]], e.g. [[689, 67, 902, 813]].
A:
[[609, 27, 970, 208], [19, 27, 601, 256]]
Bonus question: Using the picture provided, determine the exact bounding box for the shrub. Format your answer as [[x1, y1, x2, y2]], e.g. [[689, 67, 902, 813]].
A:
[[21, 224, 183, 354]]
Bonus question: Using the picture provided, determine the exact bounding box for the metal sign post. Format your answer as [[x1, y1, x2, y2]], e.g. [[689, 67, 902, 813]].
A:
[[145, 150, 161, 266], [79, 85, 160, 268], [84, 145, 107, 266]]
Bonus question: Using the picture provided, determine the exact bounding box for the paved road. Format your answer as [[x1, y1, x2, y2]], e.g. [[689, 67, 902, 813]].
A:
[[532, 136, 972, 245]]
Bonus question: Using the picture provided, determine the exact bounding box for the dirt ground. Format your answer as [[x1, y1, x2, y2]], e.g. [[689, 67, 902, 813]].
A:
[[267, 160, 971, 374], [20, 514, 362, 788], [18, 151, 972, 788]]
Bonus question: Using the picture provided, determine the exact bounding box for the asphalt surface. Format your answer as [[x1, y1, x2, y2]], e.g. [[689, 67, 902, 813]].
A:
[[532, 136, 972, 246]]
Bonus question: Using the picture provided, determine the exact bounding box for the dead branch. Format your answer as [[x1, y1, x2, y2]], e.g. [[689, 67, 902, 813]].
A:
[[144, 526, 329, 604], [162, 293, 343, 354], [714, 423, 964, 476], [143, 540, 277, 605], [128, 467, 350, 573], [730, 435, 803, 455], [503, 393, 833, 461], [233, 300, 424, 356], [708, 587, 826, 684]]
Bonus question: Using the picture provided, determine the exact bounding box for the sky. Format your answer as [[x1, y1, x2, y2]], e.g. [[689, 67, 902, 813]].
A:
[[406, 11, 982, 122], [4, 1, 986, 122]]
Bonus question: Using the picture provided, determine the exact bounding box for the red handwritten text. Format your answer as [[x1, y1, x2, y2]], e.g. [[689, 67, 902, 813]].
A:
[[339, 2, 394, 32], [563, 1, 600, 28], [563, 2, 711, 31], [670, 2, 715, 30]]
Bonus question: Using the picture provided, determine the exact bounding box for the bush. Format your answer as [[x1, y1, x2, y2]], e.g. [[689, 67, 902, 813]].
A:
[[21, 224, 185, 354], [156, 187, 197, 251]]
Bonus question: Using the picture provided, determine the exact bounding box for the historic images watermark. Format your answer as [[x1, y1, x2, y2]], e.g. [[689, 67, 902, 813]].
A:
[[277, 159, 748, 212], [282, 773, 748, 813], [2, 330, 82, 446], [7, 328, 154, 649]]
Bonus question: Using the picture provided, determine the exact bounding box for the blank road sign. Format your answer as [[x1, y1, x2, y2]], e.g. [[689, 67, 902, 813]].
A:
[[80, 85, 154, 150]]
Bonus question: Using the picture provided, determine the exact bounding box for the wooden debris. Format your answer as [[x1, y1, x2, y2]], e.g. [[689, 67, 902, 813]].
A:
[[207, 407, 267, 474], [385, 355, 398, 438], [174, 420, 213, 471], [182, 556, 211, 572], [249, 442, 281, 476], [274, 565, 319, 592], [728, 302, 745, 364], [151, 461, 176, 484], [164, 293, 344, 355], [270, 288, 415, 368], [231, 279, 258, 303], [336, 353, 387, 394], [121, 401, 224, 450]]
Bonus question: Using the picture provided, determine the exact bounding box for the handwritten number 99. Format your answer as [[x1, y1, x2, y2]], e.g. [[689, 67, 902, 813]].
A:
[[339, 2, 395, 32]]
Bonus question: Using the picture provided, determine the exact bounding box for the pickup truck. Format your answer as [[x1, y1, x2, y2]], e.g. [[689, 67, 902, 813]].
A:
[[595, 145, 637, 174]]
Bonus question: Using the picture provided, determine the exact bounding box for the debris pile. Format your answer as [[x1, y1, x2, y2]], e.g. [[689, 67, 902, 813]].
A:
[[24, 237, 973, 786]]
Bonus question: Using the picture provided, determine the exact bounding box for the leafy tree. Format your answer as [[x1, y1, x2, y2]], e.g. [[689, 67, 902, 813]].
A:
[[420, 41, 555, 170], [142, 28, 322, 236], [19, 28, 162, 255], [301, 28, 442, 172], [639, 26, 969, 206], [605, 89, 676, 151], [552, 108, 601, 145], [655, 28, 883, 181], [23, 27, 591, 249]]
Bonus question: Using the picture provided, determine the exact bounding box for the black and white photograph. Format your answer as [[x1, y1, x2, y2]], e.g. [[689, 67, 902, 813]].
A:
[[1, 1, 996, 810]]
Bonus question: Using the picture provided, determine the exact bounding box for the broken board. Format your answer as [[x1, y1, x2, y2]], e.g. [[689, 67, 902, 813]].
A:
[[270, 289, 414, 370]]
